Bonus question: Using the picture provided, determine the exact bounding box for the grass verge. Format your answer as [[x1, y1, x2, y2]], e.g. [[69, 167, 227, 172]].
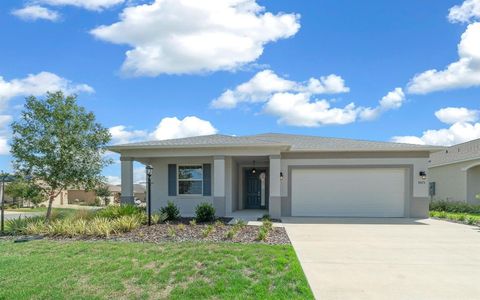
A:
[[0, 240, 313, 299]]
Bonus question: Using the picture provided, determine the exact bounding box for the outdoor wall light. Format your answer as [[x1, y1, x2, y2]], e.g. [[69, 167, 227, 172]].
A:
[[280, 172, 284, 180], [146, 165, 153, 176], [419, 171, 427, 180], [252, 160, 256, 174]]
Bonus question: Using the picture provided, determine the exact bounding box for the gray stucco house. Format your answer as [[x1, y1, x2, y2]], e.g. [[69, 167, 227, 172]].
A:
[[109, 133, 442, 218], [429, 138, 480, 204]]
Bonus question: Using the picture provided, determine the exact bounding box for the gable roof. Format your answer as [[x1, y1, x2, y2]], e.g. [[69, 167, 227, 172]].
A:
[[108, 133, 444, 153]]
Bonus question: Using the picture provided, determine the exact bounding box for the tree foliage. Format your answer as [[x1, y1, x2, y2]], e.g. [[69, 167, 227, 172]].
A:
[[10, 91, 111, 219], [95, 185, 112, 205], [5, 178, 45, 206]]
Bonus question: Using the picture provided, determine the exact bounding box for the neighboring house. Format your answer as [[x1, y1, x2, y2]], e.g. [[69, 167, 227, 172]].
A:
[[109, 133, 442, 218], [46, 184, 146, 207], [429, 138, 480, 204]]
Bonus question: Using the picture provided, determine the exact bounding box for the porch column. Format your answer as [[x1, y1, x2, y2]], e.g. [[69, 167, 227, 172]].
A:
[[120, 157, 134, 205], [213, 156, 226, 216], [269, 155, 282, 218]]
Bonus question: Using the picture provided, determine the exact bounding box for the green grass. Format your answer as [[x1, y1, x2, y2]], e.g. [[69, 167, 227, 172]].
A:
[[6, 207, 77, 214], [0, 240, 313, 300]]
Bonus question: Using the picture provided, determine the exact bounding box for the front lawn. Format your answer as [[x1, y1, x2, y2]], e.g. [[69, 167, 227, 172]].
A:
[[0, 240, 313, 299]]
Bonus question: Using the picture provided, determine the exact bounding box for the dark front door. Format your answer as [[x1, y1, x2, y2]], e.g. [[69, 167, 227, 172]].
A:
[[245, 170, 262, 209]]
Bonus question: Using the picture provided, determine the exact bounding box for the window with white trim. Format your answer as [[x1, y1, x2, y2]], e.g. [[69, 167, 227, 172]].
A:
[[178, 165, 203, 195]]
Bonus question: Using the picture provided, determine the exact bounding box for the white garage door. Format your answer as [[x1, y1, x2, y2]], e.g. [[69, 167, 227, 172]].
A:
[[291, 168, 406, 217]]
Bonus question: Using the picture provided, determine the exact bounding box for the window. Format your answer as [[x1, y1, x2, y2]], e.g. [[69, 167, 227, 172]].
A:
[[178, 165, 203, 195]]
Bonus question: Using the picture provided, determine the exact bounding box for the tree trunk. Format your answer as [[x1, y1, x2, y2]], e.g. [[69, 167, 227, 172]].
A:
[[45, 193, 55, 221]]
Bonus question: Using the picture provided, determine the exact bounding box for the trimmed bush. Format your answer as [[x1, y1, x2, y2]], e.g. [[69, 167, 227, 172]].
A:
[[195, 202, 215, 222], [96, 204, 143, 219], [160, 201, 180, 221], [430, 201, 480, 214]]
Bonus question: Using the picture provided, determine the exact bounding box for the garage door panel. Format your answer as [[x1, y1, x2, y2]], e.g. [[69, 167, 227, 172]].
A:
[[291, 168, 406, 217]]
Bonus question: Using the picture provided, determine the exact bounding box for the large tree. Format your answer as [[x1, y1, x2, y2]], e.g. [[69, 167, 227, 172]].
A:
[[5, 178, 45, 207], [11, 91, 111, 220]]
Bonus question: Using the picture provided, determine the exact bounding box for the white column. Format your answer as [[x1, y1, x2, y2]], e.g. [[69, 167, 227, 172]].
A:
[[269, 155, 281, 218], [213, 156, 226, 216], [120, 157, 134, 204]]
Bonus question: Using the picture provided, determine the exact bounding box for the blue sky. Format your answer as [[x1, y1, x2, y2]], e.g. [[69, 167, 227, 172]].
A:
[[1, 0, 479, 183]]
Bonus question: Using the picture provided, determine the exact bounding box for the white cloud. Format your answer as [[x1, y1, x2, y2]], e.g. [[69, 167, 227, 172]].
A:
[[109, 116, 218, 145], [106, 175, 121, 185], [212, 70, 404, 126], [12, 5, 60, 21], [35, 0, 125, 11], [392, 107, 480, 146], [0, 72, 94, 111], [211, 70, 349, 109], [448, 0, 480, 23], [90, 0, 300, 76], [407, 22, 480, 94], [263, 92, 358, 127], [151, 116, 218, 140], [359, 88, 405, 121], [0, 115, 13, 155], [434, 107, 479, 124], [109, 125, 147, 144]]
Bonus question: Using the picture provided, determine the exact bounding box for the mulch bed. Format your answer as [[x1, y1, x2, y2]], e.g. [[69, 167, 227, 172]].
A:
[[116, 222, 290, 245], [1, 219, 291, 245]]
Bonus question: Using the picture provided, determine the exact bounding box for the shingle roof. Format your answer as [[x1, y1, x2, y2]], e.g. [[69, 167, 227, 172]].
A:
[[108, 133, 443, 152]]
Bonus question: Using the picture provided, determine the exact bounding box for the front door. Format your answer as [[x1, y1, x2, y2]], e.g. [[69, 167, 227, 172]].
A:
[[245, 169, 263, 209]]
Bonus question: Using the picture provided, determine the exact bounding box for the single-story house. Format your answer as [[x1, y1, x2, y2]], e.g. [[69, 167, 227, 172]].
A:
[[429, 138, 480, 204], [109, 133, 443, 218]]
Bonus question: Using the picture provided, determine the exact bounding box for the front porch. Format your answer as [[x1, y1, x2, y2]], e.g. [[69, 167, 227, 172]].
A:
[[119, 153, 283, 218]]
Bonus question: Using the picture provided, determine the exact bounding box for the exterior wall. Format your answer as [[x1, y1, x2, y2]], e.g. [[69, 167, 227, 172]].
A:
[[279, 154, 431, 218], [67, 190, 97, 204], [150, 156, 219, 216], [429, 161, 470, 203], [467, 166, 480, 204]]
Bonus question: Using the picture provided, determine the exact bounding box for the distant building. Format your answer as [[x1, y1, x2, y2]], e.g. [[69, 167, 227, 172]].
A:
[[429, 138, 480, 204]]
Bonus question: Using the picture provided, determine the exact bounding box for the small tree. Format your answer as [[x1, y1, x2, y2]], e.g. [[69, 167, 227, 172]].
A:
[[5, 178, 45, 207], [11, 91, 111, 220], [96, 185, 112, 206]]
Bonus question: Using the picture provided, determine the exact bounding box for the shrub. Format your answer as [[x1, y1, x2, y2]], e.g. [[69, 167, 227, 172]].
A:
[[430, 201, 480, 214], [202, 224, 215, 238], [96, 204, 143, 219], [195, 203, 215, 222], [261, 214, 271, 221], [71, 209, 96, 221], [189, 219, 197, 226], [225, 228, 236, 239], [262, 220, 273, 231], [177, 224, 186, 231], [214, 220, 224, 228], [167, 226, 176, 237], [467, 216, 478, 225], [112, 215, 142, 233], [5, 216, 44, 235], [160, 201, 180, 221], [151, 212, 168, 224], [257, 228, 268, 241], [234, 219, 246, 228]]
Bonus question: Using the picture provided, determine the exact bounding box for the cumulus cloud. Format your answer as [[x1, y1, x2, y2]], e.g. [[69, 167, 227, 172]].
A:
[[407, 22, 480, 94], [90, 0, 300, 76], [151, 116, 218, 140], [434, 107, 479, 124], [212, 70, 404, 127], [359, 88, 405, 121], [392, 107, 480, 146], [109, 116, 218, 144], [12, 5, 60, 21], [0, 115, 13, 155], [211, 70, 349, 109], [35, 0, 125, 11], [448, 0, 480, 23], [109, 125, 147, 144], [0, 72, 94, 111]]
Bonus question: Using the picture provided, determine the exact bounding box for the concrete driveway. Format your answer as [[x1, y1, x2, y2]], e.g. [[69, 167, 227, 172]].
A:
[[283, 218, 480, 300]]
